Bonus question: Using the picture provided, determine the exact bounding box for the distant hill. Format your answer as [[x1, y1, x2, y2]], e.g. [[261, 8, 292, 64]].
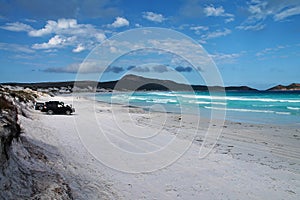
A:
[[117, 74, 257, 91], [0, 74, 280, 92], [267, 83, 300, 91], [115, 74, 192, 91]]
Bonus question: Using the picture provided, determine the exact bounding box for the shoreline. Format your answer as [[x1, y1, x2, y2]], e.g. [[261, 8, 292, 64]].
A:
[[16, 93, 299, 199], [81, 92, 300, 127]]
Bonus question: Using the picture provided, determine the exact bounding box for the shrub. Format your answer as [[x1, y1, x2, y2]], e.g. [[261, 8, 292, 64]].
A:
[[0, 96, 13, 110], [9, 90, 35, 103]]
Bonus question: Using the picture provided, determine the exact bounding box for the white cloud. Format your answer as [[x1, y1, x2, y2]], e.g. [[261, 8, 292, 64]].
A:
[[202, 28, 231, 40], [225, 17, 235, 23], [146, 38, 211, 71], [248, 0, 268, 16], [72, 44, 85, 53], [210, 52, 241, 64], [1, 22, 33, 32], [190, 26, 209, 35], [28, 18, 105, 40], [32, 35, 76, 49], [52, 37, 212, 74], [0, 42, 35, 53], [190, 26, 208, 31], [2, 18, 107, 52], [204, 5, 226, 16], [44, 63, 81, 73], [128, 64, 170, 73], [109, 46, 118, 53], [238, 0, 300, 31], [236, 23, 265, 31], [94, 33, 106, 42], [203, 5, 234, 22], [24, 19, 37, 23], [109, 17, 129, 28], [29, 20, 55, 36], [44, 61, 103, 73], [274, 6, 300, 21], [142, 12, 166, 22], [255, 45, 290, 57], [0, 18, 106, 53]]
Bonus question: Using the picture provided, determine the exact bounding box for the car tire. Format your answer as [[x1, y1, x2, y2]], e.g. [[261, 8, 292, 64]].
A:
[[47, 110, 54, 115], [66, 110, 71, 115]]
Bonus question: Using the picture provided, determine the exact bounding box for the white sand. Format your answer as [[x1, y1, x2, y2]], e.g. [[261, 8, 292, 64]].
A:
[[19, 94, 300, 199]]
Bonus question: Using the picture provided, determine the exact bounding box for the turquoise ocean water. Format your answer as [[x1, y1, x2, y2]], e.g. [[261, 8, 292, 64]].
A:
[[94, 91, 300, 125]]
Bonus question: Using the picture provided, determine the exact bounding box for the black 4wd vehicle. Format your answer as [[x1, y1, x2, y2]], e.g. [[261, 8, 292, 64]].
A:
[[34, 102, 44, 110], [41, 101, 75, 115]]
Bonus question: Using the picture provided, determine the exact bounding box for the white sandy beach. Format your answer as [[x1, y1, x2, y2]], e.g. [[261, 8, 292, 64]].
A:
[[19, 94, 300, 199]]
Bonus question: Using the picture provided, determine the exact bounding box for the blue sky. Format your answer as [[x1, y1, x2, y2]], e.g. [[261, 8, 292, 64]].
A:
[[0, 0, 299, 89]]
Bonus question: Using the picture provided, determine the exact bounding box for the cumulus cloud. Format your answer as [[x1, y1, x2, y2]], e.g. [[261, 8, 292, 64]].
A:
[[28, 18, 105, 40], [109, 17, 129, 28], [72, 44, 85, 53], [142, 12, 166, 22], [32, 35, 76, 49], [28, 19, 76, 37], [2, 18, 106, 52]]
